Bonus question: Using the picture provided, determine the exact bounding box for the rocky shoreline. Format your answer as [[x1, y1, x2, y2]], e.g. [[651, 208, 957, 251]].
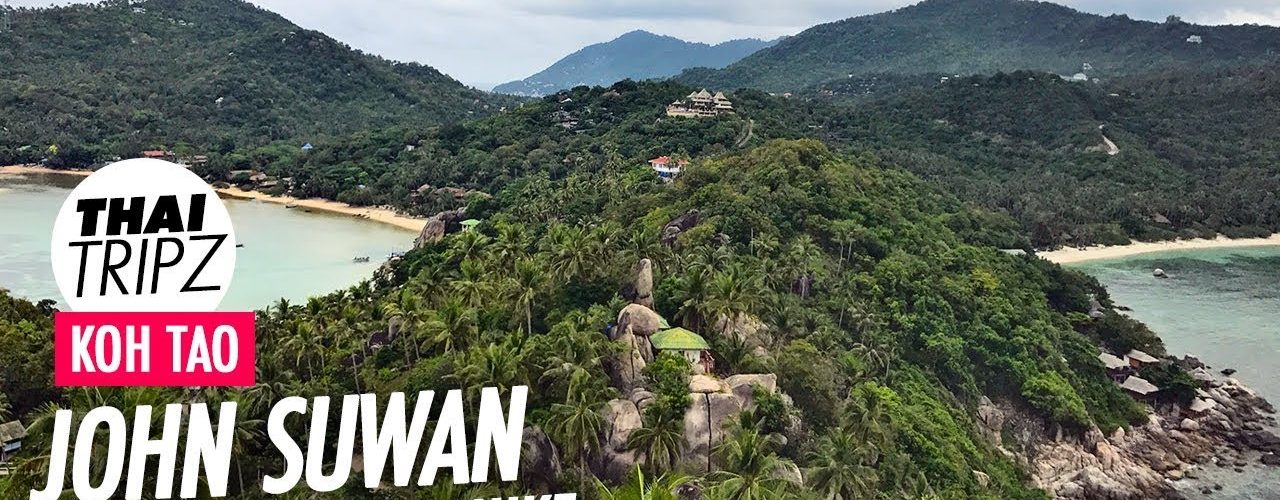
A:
[[996, 355, 1280, 499]]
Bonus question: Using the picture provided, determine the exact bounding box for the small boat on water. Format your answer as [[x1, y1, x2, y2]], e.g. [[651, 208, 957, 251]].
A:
[[352, 256, 371, 263], [235, 243, 245, 248], [285, 203, 297, 209]]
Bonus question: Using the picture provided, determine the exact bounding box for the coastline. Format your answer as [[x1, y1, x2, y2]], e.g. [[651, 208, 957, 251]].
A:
[[1039, 235, 1280, 264], [0, 164, 93, 178], [214, 187, 425, 233], [1, 164, 426, 233]]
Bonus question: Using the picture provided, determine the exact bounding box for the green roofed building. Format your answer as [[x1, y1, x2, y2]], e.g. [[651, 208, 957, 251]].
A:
[[650, 327, 712, 374], [460, 219, 481, 231]]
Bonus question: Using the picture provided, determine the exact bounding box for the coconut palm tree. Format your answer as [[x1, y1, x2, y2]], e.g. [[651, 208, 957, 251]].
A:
[[806, 427, 879, 499], [546, 394, 607, 471], [546, 224, 595, 284], [448, 228, 491, 263], [704, 264, 764, 336], [627, 415, 684, 475], [705, 423, 802, 500], [450, 259, 491, 308], [426, 297, 477, 355], [594, 466, 693, 500], [506, 258, 545, 335]]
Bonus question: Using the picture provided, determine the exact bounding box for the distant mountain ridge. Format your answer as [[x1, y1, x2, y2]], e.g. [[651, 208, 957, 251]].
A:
[[494, 30, 778, 96], [679, 0, 1280, 91], [0, 0, 509, 159]]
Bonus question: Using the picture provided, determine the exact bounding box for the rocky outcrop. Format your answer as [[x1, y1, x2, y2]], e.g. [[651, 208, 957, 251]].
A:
[[413, 208, 465, 248], [661, 209, 700, 247], [608, 303, 666, 392], [988, 368, 1280, 499], [608, 324, 652, 393], [599, 398, 643, 482], [682, 392, 744, 473], [521, 426, 563, 490], [598, 373, 783, 479], [617, 303, 665, 339], [679, 374, 779, 473], [725, 374, 777, 409], [633, 259, 654, 309]]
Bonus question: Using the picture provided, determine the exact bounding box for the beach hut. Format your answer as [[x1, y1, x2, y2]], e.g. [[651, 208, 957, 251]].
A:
[[650, 327, 711, 374], [1120, 376, 1160, 397], [460, 219, 481, 232], [1098, 352, 1127, 370], [1126, 349, 1159, 368], [0, 420, 26, 463]]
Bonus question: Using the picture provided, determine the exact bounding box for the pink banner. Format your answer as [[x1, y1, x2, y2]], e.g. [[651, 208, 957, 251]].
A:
[[54, 311, 255, 387]]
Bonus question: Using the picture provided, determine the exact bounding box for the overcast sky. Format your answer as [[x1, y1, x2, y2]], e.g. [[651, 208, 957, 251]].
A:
[[12, 0, 1280, 87]]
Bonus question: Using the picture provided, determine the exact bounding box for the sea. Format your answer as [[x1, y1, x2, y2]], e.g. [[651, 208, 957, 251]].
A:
[[0, 172, 414, 311], [1073, 247, 1280, 498]]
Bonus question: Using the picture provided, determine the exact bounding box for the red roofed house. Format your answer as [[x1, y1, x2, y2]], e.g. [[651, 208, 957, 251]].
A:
[[141, 150, 174, 161], [649, 156, 689, 181]]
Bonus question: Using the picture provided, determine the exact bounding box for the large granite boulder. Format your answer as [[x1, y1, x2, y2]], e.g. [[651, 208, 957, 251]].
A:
[[600, 399, 643, 482], [521, 426, 562, 490], [633, 259, 654, 309], [681, 393, 744, 473], [677, 373, 781, 473], [609, 327, 651, 393], [661, 209, 700, 247], [413, 208, 465, 248], [617, 303, 665, 339], [725, 374, 777, 410]]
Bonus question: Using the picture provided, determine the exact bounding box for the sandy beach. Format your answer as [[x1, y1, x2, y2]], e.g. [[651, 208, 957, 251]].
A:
[[0, 164, 93, 178], [214, 187, 426, 232], [1040, 235, 1280, 264], [2, 164, 426, 233]]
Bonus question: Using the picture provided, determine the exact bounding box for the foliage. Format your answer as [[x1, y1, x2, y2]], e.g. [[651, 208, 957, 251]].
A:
[[495, 30, 776, 96], [0, 137, 1170, 497], [0, 0, 511, 165], [679, 0, 1280, 91]]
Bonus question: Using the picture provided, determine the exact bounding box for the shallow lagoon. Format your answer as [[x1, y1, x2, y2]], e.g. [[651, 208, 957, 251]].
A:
[[0, 173, 414, 311]]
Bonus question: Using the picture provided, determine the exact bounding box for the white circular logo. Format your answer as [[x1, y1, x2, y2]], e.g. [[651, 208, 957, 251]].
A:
[[50, 159, 236, 312]]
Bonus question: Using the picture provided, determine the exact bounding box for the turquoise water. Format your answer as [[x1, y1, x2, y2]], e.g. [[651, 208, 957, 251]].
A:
[[1074, 247, 1280, 404], [0, 173, 415, 311], [1074, 247, 1280, 499]]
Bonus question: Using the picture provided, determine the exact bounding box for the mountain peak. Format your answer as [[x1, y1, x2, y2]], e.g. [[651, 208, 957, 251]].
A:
[[494, 32, 778, 96], [680, 0, 1280, 91]]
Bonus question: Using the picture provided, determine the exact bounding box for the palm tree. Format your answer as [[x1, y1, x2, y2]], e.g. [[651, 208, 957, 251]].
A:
[[594, 467, 693, 500], [448, 228, 491, 262], [672, 271, 713, 333], [450, 259, 491, 308], [783, 235, 824, 299], [705, 424, 802, 500], [492, 221, 532, 270], [704, 264, 763, 336], [506, 258, 545, 335], [627, 415, 684, 475], [451, 341, 527, 396], [546, 224, 595, 284], [546, 396, 607, 471], [806, 427, 879, 499], [426, 297, 477, 355]]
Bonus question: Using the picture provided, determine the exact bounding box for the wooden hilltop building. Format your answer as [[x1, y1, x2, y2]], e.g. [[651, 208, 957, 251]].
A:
[[666, 89, 734, 118]]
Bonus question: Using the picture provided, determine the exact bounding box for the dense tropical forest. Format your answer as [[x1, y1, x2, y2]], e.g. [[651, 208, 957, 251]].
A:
[[678, 0, 1280, 91], [0, 0, 511, 165], [150, 68, 1280, 248], [0, 139, 1172, 498], [2, 0, 1278, 497]]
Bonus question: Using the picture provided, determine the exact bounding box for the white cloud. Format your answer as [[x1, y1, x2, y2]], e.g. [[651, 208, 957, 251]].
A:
[[1213, 8, 1280, 25]]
